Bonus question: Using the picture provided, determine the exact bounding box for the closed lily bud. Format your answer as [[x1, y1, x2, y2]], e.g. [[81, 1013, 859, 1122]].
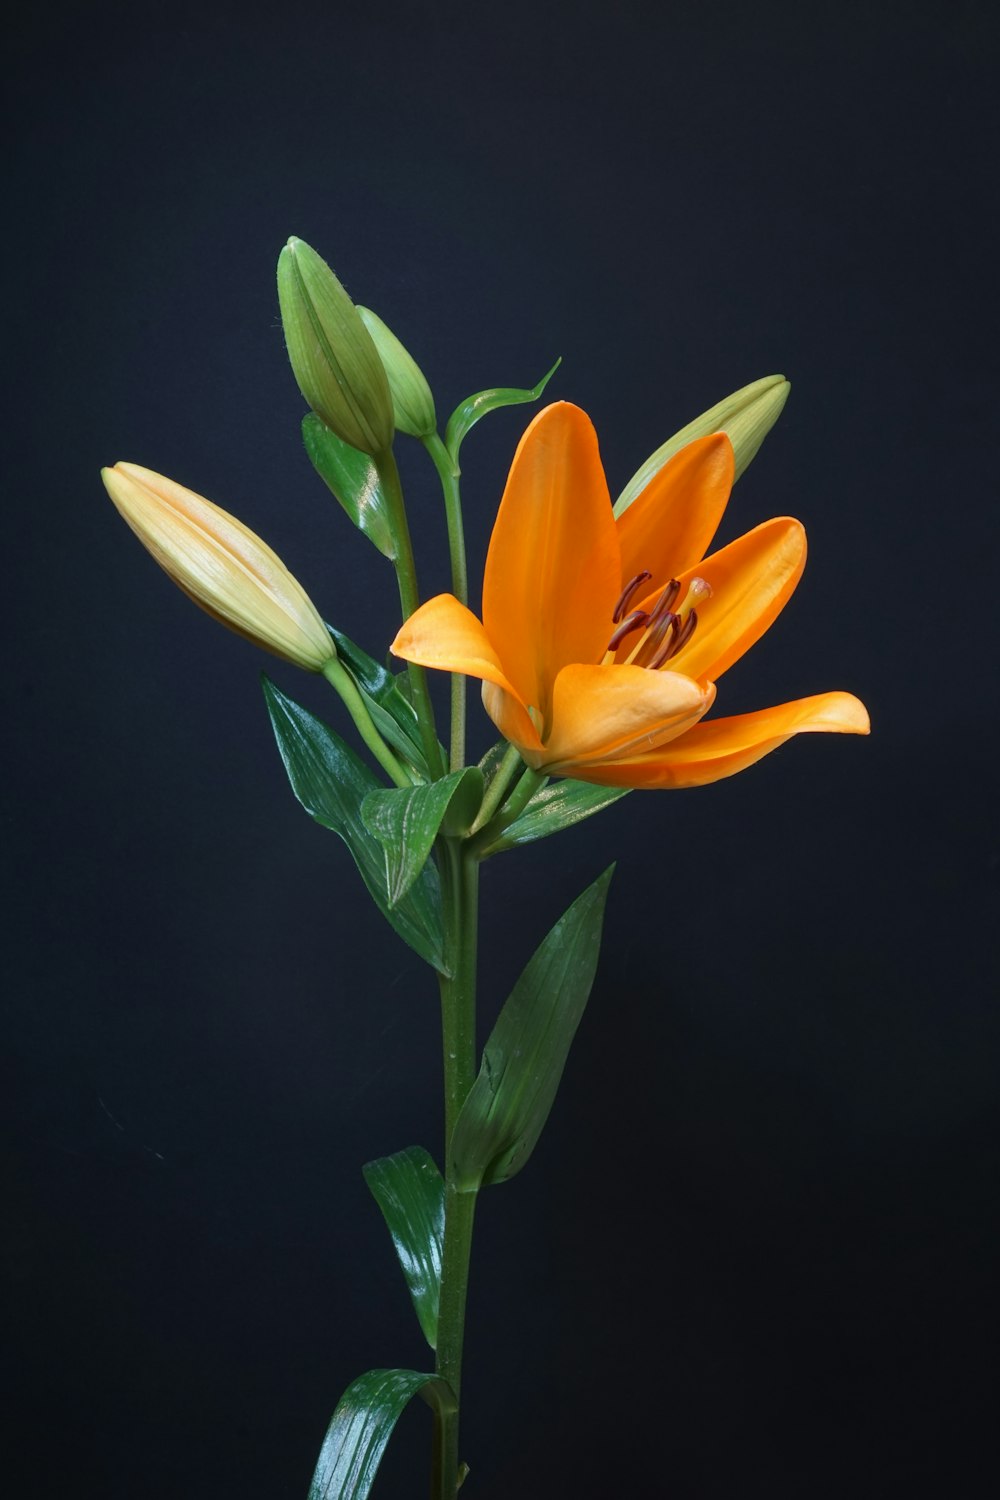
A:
[[102, 462, 337, 671], [615, 374, 790, 515], [277, 237, 394, 457], [357, 306, 436, 439]]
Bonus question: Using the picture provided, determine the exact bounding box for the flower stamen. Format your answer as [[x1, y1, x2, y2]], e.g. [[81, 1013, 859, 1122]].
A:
[[606, 608, 650, 654], [612, 570, 653, 624], [610, 574, 712, 670]]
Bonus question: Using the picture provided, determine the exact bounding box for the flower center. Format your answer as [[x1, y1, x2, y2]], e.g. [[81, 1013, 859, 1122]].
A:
[[604, 573, 711, 669]]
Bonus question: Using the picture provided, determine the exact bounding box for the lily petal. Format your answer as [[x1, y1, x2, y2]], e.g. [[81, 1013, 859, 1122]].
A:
[[565, 691, 870, 787], [482, 402, 621, 726], [391, 593, 541, 751], [616, 433, 734, 590], [481, 681, 546, 757], [658, 517, 807, 682], [542, 663, 713, 769]]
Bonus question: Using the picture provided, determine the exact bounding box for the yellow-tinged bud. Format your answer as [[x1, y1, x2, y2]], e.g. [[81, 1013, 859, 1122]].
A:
[[277, 237, 394, 457], [357, 306, 436, 439], [102, 462, 337, 672], [615, 374, 791, 516]]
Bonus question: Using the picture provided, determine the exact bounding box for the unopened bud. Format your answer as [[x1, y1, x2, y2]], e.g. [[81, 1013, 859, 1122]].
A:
[[102, 462, 337, 672], [358, 306, 436, 439], [615, 374, 790, 516], [277, 237, 394, 457]]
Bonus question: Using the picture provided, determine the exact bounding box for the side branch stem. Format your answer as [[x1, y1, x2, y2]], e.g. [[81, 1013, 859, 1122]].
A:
[[423, 431, 469, 772], [321, 658, 414, 788], [375, 447, 446, 778]]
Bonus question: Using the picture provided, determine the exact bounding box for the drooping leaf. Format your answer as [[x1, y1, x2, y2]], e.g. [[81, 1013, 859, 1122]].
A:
[[262, 676, 450, 974], [444, 357, 561, 460], [487, 779, 630, 853], [327, 625, 433, 774], [363, 1146, 445, 1348], [303, 412, 398, 559], [308, 1368, 455, 1500], [451, 866, 614, 1190], [362, 768, 484, 906]]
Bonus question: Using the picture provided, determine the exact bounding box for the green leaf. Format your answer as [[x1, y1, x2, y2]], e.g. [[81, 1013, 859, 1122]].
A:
[[488, 779, 630, 853], [308, 1368, 455, 1500], [362, 768, 484, 906], [303, 412, 398, 559], [444, 357, 561, 460], [362, 1146, 445, 1348], [451, 866, 614, 1190], [327, 625, 432, 775], [262, 676, 450, 974], [477, 739, 512, 788]]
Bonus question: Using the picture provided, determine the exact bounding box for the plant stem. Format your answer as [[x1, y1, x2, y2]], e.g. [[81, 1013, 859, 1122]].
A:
[[422, 431, 469, 773], [375, 447, 446, 779], [433, 840, 481, 1498], [321, 658, 414, 788], [468, 742, 523, 834]]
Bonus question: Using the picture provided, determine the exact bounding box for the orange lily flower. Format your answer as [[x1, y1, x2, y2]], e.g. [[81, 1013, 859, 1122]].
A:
[[391, 402, 869, 788]]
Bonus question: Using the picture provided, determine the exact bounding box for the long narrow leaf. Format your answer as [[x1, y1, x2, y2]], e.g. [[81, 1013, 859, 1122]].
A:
[[308, 1368, 455, 1500], [444, 357, 561, 459], [262, 677, 449, 974], [451, 866, 614, 1189], [363, 1146, 445, 1348], [362, 768, 484, 906], [488, 779, 629, 852]]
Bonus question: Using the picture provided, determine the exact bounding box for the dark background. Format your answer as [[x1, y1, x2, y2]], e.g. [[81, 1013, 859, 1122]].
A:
[[5, 2, 998, 1495]]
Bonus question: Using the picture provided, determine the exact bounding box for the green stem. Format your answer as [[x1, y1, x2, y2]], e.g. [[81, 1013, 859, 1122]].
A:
[[433, 841, 480, 1498], [469, 766, 548, 856], [422, 431, 469, 773], [321, 658, 413, 788], [468, 742, 523, 835], [375, 448, 446, 779]]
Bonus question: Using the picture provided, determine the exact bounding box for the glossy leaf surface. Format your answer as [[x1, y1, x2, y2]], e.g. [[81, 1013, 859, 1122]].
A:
[[303, 412, 398, 559], [307, 1368, 455, 1500], [362, 768, 484, 905], [489, 778, 629, 852], [262, 676, 449, 974], [451, 865, 614, 1189], [328, 625, 431, 774], [444, 357, 561, 459], [362, 1146, 445, 1348]]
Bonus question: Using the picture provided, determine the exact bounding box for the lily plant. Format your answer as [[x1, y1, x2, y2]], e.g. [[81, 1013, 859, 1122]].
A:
[[102, 236, 868, 1499]]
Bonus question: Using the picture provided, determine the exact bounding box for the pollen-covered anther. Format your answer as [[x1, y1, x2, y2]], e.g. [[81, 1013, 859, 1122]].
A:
[[612, 570, 652, 624], [606, 608, 650, 653]]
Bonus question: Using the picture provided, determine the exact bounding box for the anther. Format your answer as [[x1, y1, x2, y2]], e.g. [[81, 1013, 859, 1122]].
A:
[[612, 571, 652, 624], [646, 616, 681, 670], [672, 609, 698, 654], [607, 608, 649, 653], [645, 578, 681, 628]]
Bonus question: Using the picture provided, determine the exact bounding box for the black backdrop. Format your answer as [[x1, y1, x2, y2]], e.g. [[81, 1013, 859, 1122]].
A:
[[5, 2, 998, 1496]]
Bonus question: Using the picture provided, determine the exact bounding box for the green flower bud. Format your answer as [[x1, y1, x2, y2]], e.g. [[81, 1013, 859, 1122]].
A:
[[277, 237, 394, 458], [358, 306, 436, 439], [615, 374, 790, 516]]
